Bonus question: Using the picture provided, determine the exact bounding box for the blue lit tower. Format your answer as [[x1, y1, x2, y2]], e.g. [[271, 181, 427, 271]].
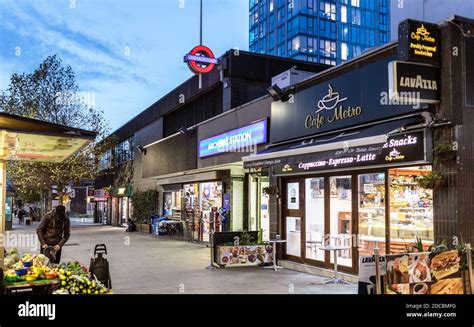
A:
[[249, 0, 390, 65]]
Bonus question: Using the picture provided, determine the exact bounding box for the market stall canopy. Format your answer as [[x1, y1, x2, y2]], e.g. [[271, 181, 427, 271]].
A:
[[243, 115, 430, 174], [0, 112, 97, 163]]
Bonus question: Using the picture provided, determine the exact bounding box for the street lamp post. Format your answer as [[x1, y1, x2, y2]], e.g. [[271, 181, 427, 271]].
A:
[[199, 0, 203, 89], [423, 0, 429, 21]]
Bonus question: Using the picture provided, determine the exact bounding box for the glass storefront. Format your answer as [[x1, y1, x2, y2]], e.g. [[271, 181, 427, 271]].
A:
[[281, 165, 435, 273], [389, 166, 434, 253], [200, 181, 223, 242], [305, 177, 325, 261], [163, 190, 182, 219], [329, 176, 352, 268], [248, 175, 270, 241], [119, 197, 129, 226], [358, 173, 386, 256], [111, 197, 118, 226], [184, 183, 200, 241]]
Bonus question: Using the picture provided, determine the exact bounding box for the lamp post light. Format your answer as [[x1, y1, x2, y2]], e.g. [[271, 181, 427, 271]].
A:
[[423, 0, 429, 21]]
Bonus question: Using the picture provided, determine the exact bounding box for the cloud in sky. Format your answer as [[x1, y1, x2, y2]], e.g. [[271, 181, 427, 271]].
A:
[[0, 0, 249, 130]]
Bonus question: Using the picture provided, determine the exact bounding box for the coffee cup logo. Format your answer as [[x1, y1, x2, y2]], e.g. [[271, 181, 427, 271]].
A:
[[411, 24, 435, 43], [316, 84, 348, 114]]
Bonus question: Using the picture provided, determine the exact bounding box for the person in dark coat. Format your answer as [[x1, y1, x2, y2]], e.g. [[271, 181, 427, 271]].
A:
[[18, 207, 25, 224], [36, 205, 70, 264], [29, 207, 35, 222]]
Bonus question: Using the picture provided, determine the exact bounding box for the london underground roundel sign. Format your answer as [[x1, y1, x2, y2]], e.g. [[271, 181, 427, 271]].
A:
[[184, 45, 218, 74]]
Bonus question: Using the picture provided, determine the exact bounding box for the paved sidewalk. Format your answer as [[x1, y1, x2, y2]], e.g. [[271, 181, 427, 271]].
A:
[[5, 223, 358, 294]]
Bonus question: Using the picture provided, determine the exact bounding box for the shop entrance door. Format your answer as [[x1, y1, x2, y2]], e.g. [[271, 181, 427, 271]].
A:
[[282, 179, 304, 261], [283, 176, 356, 273], [248, 175, 270, 241], [329, 175, 354, 270]]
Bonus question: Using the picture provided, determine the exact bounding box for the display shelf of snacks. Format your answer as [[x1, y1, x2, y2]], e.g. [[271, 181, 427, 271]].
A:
[[389, 173, 434, 242], [171, 208, 181, 220], [359, 206, 385, 238]]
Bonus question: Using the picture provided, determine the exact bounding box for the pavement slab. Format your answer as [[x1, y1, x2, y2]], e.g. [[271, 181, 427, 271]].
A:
[[5, 222, 357, 294]]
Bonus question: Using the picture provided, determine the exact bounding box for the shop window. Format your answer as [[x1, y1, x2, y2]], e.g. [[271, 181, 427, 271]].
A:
[[389, 166, 434, 253], [260, 180, 270, 241], [286, 216, 301, 257], [248, 176, 270, 241], [184, 184, 199, 241], [200, 182, 223, 242], [305, 178, 325, 261], [231, 179, 243, 232], [358, 173, 385, 257], [329, 176, 352, 267], [285, 182, 301, 257]]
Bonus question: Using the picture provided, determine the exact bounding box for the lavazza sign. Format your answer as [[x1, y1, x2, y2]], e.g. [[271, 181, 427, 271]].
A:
[[388, 61, 439, 104], [399, 74, 437, 90]]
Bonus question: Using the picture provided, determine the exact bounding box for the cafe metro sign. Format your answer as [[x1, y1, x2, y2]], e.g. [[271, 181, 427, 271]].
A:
[[305, 84, 362, 130], [184, 45, 219, 74]]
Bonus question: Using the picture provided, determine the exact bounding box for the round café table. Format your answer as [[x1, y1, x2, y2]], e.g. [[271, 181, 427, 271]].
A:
[[319, 245, 351, 284]]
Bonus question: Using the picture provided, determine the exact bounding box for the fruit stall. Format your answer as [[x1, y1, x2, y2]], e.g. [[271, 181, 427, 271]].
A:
[[1, 248, 111, 295]]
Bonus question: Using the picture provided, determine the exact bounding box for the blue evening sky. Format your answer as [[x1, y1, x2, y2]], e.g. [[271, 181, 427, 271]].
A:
[[0, 0, 249, 131]]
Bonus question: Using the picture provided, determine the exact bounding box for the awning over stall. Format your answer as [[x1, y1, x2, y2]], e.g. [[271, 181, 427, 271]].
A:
[[0, 112, 97, 267], [0, 113, 96, 162], [243, 116, 431, 174]]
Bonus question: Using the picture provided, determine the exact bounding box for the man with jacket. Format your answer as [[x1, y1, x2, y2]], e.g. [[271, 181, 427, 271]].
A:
[[36, 205, 70, 263]]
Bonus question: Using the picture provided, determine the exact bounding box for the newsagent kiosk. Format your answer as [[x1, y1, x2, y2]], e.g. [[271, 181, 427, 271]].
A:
[[243, 16, 474, 275]]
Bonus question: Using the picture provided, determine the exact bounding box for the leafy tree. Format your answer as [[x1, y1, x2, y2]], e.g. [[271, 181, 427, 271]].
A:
[[0, 55, 113, 206], [130, 189, 159, 224]]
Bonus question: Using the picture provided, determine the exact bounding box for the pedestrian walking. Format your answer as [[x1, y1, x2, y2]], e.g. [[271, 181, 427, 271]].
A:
[[18, 207, 25, 224], [29, 206, 35, 222]]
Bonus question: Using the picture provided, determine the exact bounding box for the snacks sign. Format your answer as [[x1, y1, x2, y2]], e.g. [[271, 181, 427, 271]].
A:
[[398, 19, 439, 64], [385, 250, 464, 295]]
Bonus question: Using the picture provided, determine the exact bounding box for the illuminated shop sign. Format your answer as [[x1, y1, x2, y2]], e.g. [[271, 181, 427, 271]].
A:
[[305, 84, 362, 130], [271, 56, 423, 143], [198, 120, 268, 158], [184, 45, 219, 74], [245, 130, 428, 174], [388, 61, 440, 104], [398, 19, 439, 64]]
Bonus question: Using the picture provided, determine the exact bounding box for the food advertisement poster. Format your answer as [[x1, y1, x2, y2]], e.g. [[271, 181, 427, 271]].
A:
[[217, 245, 273, 267], [385, 250, 464, 294]]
